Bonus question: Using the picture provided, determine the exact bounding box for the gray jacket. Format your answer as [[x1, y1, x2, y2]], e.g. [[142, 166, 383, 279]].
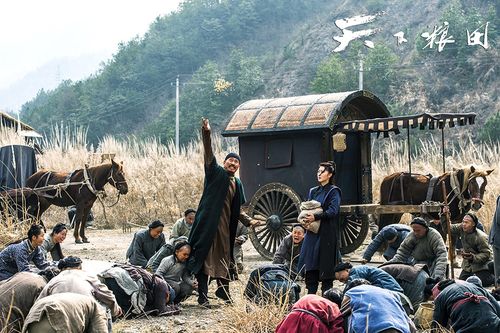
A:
[[389, 227, 447, 279], [272, 235, 302, 274], [451, 224, 492, 272], [155, 255, 195, 294], [489, 195, 500, 248], [126, 229, 166, 268]]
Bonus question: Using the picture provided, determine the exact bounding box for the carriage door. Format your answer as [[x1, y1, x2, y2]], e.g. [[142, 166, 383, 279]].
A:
[[332, 133, 363, 205]]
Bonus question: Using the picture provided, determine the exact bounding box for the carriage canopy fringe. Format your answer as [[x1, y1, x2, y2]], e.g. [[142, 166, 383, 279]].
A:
[[334, 113, 476, 135]]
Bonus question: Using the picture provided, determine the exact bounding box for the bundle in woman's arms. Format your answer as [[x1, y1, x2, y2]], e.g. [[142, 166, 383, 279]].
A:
[[297, 200, 323, 233]]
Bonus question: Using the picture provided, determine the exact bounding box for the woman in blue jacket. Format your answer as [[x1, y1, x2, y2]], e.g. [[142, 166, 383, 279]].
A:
[[299, 161, 342, 295]]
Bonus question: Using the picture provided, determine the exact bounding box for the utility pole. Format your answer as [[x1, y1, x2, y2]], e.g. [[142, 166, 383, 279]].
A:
[[358, 52, 364, 90], [175, 75, 180, 155]]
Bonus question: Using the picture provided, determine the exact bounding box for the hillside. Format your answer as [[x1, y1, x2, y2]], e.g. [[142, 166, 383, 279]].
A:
[[20, 0, 498, 144]]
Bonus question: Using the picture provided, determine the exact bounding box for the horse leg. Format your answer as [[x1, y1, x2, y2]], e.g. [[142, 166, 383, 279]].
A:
[[80, 205, 92, 243], [73, 206, 85, 243]]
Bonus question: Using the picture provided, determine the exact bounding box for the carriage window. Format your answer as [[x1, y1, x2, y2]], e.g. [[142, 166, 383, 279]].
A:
[[265, 139, 293, 169]]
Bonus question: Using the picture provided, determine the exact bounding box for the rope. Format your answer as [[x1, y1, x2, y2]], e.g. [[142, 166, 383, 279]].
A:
[[449, 169, 472, 214]]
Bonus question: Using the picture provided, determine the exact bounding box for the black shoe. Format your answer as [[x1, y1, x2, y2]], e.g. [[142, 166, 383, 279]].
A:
[[215, 288, 233, 304]]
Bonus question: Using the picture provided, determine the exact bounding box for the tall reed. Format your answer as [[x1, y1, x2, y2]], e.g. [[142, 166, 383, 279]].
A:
[[0, 126, 498, 246]]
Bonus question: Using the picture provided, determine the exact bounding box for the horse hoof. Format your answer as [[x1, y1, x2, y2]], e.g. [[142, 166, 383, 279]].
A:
[[75, 239, 83, 244], [82, 238, 90, 243]]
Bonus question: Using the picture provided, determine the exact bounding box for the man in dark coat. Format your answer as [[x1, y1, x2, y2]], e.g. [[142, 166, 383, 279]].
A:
[[489, 195, 500, 284], [432, 279, 500, 332], [187, 118, 257, 306]]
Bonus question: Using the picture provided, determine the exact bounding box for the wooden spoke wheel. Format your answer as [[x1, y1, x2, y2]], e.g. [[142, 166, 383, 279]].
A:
[[339, 214, 369, 254], [248, 183, 301, 260]]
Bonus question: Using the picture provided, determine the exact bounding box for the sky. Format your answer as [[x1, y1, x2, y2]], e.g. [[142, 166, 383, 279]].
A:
[[0, 0, 183, 90]]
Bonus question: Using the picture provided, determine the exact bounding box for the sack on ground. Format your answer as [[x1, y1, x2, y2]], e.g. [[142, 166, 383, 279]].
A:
[[297, 200, 323, 233]]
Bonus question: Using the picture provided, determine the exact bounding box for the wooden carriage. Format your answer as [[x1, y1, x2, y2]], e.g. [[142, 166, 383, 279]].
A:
[[222, 90, 475, 259]]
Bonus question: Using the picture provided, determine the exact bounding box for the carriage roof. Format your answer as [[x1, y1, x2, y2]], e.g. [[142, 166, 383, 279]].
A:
[[222, 90, 389, 137]]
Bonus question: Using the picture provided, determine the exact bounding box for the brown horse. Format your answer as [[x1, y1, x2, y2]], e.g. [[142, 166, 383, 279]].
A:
[[378, 166, 493, 228], [26, 160, 128, 243]]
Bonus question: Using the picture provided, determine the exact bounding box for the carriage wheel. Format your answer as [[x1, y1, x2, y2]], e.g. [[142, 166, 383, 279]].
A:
[[339, 214, 369, 254], [248, 183, 301, 260]]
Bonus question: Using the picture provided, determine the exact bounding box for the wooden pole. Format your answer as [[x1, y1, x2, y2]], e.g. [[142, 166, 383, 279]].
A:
[[441, 181, 455, 279]]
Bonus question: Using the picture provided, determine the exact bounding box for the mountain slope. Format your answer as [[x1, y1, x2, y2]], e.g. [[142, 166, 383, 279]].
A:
[[20, 0, 498, 143]]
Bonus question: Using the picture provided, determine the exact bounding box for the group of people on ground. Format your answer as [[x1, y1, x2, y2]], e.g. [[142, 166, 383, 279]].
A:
[[2, 117, 500, 333]]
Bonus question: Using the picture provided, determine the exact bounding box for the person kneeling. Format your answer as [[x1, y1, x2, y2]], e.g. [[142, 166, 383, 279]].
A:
[[156, 241, 197, 304]]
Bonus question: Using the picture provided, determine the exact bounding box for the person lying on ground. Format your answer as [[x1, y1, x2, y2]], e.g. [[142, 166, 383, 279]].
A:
[[450, 213, 495, 286], [244, 264, 301, 305], [341, 279, 416, 333], [38, 256, 122, 321], [99, 263, 178, 317], [0, 224, 51, 281], [170, 209, 196, 239], [40, 223, 67, 262], [273, 224, 305, 278], [22, 292, 108, 333], [126, 220, 166, 268], [146, 236, 188, 272], [156, 241, 197, 304], [335, 263, 415, 315], [432, 279, 500, 332], [275, 294, 344, 333], [379, 263, 430, 309], [334, 262, 403, 293], [0, 272, 47, 332], [388, 217, 447, 279], [361, 224, 411, 263]]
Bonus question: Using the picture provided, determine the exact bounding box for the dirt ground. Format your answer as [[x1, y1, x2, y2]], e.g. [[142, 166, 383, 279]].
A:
[[65, 227, 280, 333], [64, 227, 460, 333]]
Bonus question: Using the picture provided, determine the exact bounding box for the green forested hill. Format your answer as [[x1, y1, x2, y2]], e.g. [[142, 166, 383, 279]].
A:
[[21, 0, 499, 144]]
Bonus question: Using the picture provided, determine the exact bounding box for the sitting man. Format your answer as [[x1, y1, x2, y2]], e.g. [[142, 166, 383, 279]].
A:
[[450, 213, 495, 286], [272, 224, 305, 277], [388, 217, 447, 280], [341, 279, 416, 333], [170, 209, 196, 239], [432, 279, 500, 332], [361, 224, 411, 263], [126, 220, 166, 268]]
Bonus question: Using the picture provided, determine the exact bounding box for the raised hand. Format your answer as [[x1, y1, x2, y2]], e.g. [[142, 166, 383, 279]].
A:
[[202, 118, 210, 131]]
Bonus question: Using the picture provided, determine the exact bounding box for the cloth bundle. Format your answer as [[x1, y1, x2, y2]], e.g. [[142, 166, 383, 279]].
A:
[[297, 200, 323, 233]]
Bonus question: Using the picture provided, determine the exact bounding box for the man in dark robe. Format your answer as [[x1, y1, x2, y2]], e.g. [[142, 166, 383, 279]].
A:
[[187, 118, 257, 306]]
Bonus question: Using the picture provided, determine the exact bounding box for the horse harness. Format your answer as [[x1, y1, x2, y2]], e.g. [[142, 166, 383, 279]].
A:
[[390, 169, 472, 213], [32, 166, 103, 202], [426, 170, 472, 214]]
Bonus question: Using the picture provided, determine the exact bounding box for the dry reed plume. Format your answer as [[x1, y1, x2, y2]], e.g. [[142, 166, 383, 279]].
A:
[[0, 126, 498, 247]]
